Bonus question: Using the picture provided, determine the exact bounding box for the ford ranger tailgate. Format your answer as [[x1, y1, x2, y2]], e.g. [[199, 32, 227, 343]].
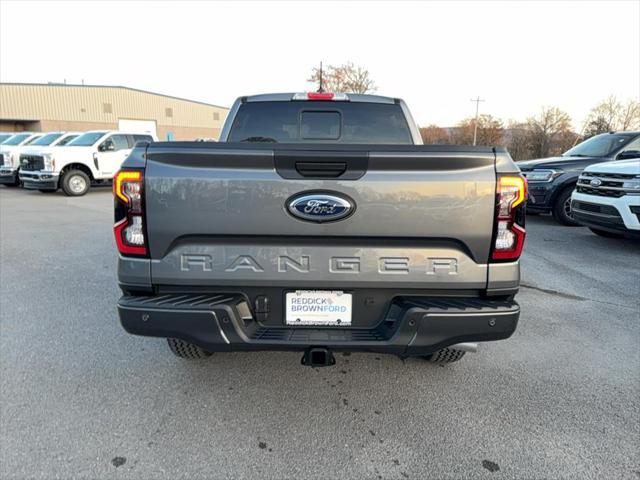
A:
[[143, 143, 497, 290]]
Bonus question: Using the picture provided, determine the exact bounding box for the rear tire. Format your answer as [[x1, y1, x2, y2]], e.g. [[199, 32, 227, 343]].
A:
[[589, 227, 624, 238], [552, 187, 580, 226], [61, 169, 90, 196], [167, 338, 212, 359], [424, 348, 466, 364]]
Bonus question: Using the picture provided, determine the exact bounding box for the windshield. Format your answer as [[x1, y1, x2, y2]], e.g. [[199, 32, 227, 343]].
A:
[[563, 133, 637, 157], [0, 134, 13, 143], [67, 131, 107, 147], [228, 101, 413, 144], [30, 133, 64, 146], [2, 133, 31, 146]]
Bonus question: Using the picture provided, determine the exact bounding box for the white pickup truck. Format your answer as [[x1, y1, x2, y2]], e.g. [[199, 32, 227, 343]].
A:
[[0, 132, 43, 186], [20, 130, 156, 196]]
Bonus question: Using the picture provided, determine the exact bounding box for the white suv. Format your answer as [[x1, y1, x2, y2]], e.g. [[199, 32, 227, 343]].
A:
[[0, 132, 43, 186], [571, 158, 640, 238], [20, 130, 157, 196]]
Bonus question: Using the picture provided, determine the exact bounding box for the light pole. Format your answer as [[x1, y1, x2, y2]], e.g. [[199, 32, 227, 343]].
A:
[[471, 96, 485, 146]]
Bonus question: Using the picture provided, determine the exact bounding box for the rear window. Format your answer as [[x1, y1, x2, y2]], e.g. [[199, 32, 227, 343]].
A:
[[228, 101, 413, 144], [301, 111, 341, 140]]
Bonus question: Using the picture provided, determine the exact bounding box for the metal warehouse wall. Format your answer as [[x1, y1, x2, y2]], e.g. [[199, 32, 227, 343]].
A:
[[0, 83, 229, 140]]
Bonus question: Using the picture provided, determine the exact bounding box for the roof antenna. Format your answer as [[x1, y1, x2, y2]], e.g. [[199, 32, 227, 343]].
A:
[[317, 61, 325, 93]]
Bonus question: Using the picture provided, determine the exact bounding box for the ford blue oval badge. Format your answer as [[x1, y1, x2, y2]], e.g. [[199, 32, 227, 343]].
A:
[[287, 193, 355, 223]]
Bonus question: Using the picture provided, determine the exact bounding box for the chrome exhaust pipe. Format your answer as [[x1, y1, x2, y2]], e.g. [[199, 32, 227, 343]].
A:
[[449, 342, 478, 353]]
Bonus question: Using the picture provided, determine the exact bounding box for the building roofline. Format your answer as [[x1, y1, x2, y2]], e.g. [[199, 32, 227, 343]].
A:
[[0, 82, 229, 110]]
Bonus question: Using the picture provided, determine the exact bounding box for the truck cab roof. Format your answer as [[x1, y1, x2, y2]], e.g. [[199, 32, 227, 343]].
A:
[[242, 92, 400, 104]]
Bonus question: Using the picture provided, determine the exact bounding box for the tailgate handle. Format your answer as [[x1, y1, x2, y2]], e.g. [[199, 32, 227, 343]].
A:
[[295, 161, 347, 178], [274, 150, 368, 180]]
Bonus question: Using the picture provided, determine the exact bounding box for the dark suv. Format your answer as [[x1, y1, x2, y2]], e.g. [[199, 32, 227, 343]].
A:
[[518, 131, 640, 225]]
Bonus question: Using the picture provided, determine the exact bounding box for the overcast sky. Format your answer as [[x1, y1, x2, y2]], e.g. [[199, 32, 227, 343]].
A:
[[1, 0, 639, 130]]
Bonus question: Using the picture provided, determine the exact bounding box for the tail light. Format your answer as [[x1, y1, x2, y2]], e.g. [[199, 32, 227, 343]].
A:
[[491, 174, 527, 262], [292, 92, 350, 101], [113, 169, 147, 256]]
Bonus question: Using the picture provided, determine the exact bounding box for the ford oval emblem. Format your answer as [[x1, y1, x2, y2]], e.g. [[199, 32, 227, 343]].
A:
[[287, 192, 355, 223], [590, 178, 602, 187]]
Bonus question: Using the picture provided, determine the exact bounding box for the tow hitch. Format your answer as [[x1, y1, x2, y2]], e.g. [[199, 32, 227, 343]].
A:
[[301, 347, 336, 367]]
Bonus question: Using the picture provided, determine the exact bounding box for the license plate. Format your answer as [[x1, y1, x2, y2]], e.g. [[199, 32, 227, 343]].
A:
[[285, 290, 352, 326]]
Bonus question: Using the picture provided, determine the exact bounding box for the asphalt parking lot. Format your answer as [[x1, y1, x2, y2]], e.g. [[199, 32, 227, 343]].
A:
[[1, 187, 638, 480]]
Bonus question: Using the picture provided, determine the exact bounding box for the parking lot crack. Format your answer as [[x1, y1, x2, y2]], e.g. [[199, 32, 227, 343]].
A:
[[520, 283, 588, 301], [521, 283, 637, 310]]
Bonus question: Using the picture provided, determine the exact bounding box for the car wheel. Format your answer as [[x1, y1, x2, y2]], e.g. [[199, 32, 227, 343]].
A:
[[61, 170, 90, 196], [167, 338, 212, 359], [588, 227, 624, 238], [424, 347, 466, 364], [552, 187, 580, 226]]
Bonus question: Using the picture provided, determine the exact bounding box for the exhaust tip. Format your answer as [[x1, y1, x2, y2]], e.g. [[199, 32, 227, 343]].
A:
[[301, 347, 336, 367]]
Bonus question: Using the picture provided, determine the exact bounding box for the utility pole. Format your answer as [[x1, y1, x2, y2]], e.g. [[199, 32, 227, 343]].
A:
[[471, 96, 485, 146]]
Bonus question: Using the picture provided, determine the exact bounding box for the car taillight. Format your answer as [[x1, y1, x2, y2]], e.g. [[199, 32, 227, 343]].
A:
[[491, 174, 527, 262], [113, 169, 147, 256]]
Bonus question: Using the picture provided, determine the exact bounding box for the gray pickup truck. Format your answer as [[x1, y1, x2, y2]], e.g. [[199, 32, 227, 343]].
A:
[[115, 92, 526, 367]]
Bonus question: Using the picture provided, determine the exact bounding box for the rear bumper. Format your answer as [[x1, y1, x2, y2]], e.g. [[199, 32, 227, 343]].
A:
[[118, 294, 520, 356], [19, 171, 59, 190]]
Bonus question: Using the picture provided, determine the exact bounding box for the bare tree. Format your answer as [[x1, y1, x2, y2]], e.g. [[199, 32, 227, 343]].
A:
[[504, 121, 531, 161], [618, 98, 640, 130], [308, 62, 376, 94], [450, 114, 504, 146], [583, 96, 640, 137], [419, 125, 451, 144], [587, 96, 619, 131], [583, 115, 612, 138], [525, 107, 575, 158]]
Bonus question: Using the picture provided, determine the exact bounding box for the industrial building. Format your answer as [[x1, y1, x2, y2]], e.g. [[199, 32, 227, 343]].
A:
[[0, 83, 229, 140]]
